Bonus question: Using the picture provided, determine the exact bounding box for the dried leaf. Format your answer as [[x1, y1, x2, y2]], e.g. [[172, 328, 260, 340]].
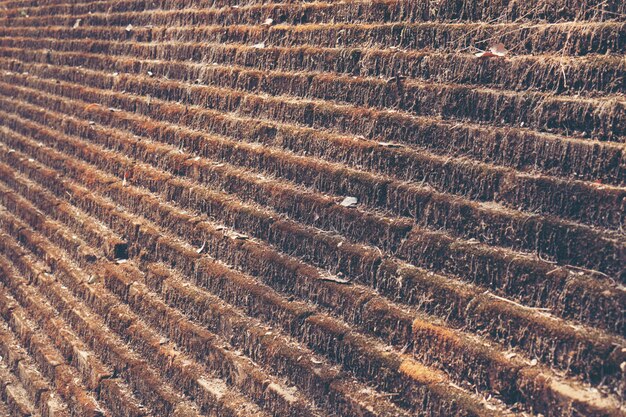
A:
[[229, 232, 248, 240], [474, 51, 496, 58], [196, 241, 206, 254], [340, 196, 358, 208], [490, 43, 508, 56], [386, 76, 405, 84], [319, 275, 351, 284], [475, 43, 508, 58], [378, 141, 403, 148]]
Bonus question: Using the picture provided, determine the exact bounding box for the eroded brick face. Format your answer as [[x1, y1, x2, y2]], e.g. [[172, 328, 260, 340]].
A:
[[0, 1, 624, 416]]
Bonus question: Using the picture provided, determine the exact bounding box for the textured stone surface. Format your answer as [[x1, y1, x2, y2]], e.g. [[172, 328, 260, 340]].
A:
[[0, 1, 624, 416]]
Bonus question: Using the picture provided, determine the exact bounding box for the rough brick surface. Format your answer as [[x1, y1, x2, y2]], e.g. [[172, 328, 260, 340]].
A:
[[0, 1, 624, 416]]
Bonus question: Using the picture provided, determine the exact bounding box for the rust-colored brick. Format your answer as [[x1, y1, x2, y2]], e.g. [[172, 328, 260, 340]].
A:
[[0, 0, 624, 416]]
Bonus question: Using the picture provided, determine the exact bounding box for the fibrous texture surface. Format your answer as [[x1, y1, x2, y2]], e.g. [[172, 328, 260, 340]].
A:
[[0, 0, 624, 416]]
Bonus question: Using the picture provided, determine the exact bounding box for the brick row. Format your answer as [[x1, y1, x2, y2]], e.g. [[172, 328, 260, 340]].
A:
[[1, 0, 623, 26], [0, 146, 503, 417], [0, 87, 623, 337], [0, 130, 616, 412], [0, 228, 208, 416]]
